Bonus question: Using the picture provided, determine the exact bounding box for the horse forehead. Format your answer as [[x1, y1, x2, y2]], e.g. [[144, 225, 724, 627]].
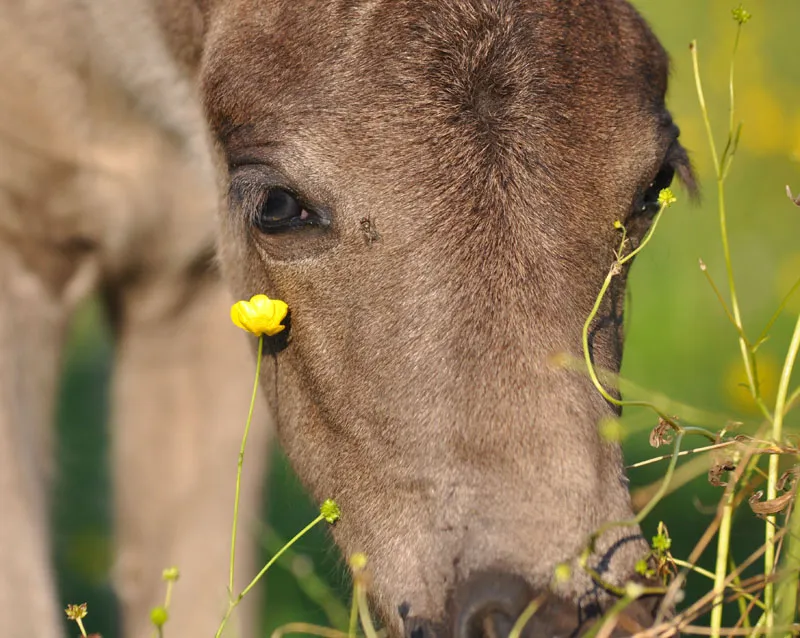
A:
[[204, 0, 666, 203], [206, 0, 666, 116]]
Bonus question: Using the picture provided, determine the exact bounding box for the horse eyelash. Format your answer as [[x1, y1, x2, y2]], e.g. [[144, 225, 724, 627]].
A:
[[666, 140, 699, 201]]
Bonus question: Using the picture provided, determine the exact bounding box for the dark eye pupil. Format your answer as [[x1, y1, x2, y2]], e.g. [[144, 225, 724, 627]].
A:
[[263, 189, 302, 223], [254, 188, 311, 233]]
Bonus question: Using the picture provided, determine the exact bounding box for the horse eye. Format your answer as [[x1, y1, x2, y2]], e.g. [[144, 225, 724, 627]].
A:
[[638, 164, 675, 216], [254, 188, 323, 233]]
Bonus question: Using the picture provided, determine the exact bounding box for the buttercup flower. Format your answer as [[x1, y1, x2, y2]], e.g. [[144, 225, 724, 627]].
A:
[[65, 603, 88, 621], [657, 188, 677, 208], [65, 603, 89, 637], [230, 294, 289, 337]]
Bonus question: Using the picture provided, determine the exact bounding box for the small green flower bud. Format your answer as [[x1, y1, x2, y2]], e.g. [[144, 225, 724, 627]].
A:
[[651, 533, 671, 553], [732, 5, 752, 24], [349, 552, 368, 572], [150, 606, 169, 628], [162, 566, 180, 582], [320, 499, 341, 524], [553, 563, 572, 585]]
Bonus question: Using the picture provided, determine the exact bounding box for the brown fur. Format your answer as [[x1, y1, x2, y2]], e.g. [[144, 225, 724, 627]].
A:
[[0, 1, 690, 636]]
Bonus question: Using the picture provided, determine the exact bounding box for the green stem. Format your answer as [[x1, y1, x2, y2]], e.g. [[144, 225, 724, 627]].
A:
[[271, 623, 350, 638], [229, 335, 264, 596], [671, 558, 765, 611], [260, 526, 351, 631], [356, 581, 379, 638], [777, 502, 800, 635], [755, 274, 800, 349], [717, 176, 770, 423], [787, 386, 800, 414], [617, 198, 668, 267], [582, 200, 673, 415], [581, 592, 640, 638], [691, 40, 721, 173], [711, 486, 737, 638], [769, 313, 800, 633], [691, 39, 771, 423], [76, 619, 88, 638], [217, 513, 326, 638], [719, 25, 743, 173], [581, 434, 684, 596], [349, 591, 359, 638], [508, 596, 545, 638], [241, 515, 325, 600], [270, 623, 351, 638]]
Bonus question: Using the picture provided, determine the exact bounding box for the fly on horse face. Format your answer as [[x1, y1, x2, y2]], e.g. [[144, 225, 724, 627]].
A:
[[0, 1, 692, 637]]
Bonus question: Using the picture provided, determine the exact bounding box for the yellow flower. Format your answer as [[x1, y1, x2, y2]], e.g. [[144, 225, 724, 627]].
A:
[[657, 188, 677, 207], [65, 603, 88, 621], [230, 294, 289, 336]]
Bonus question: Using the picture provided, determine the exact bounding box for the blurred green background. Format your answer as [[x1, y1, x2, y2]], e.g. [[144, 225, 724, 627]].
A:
[[53, 2, 799, 636]]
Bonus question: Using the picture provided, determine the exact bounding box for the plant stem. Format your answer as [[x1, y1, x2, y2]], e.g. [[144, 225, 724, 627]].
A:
[[271, 623, 350, 638], [691, 40, 721, 173], [777, 501, 800, 635], [356, 580, 379, 638], [349, 591, 359, 638], [581, 434, 684, 597], [691, 39, 772, 424], [229, 335, 264, 596], [581, 592, 640, 638], [242, 515, 325, 600], [508, 595, 545, 638], [582, 200, 674, 416], [671, 558, 765, 611], [260, 526, 351, 631], [768, 313, 800, 633], [217, 513, 326, 638], [710, 486, 736, 638]]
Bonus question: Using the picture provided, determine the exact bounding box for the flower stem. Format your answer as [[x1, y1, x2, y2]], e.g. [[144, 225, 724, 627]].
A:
[[229, 335, 264, 596], [217, 512, 326, 638], [767, 312, 800, 633], [691, 39, 772, 424], [710, 485, 736, 638], [356, 580, 379, 638], [241, 515, 325, 600], [349, 590, 359, 638], [508, 595, 545, 638]]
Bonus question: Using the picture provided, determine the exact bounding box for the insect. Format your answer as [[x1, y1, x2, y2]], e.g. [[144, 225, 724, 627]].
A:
[[360, 215, 381, 245]]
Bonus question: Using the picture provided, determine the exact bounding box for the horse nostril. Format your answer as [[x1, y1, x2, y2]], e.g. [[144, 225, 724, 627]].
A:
[[451, 572, 533, 638]]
